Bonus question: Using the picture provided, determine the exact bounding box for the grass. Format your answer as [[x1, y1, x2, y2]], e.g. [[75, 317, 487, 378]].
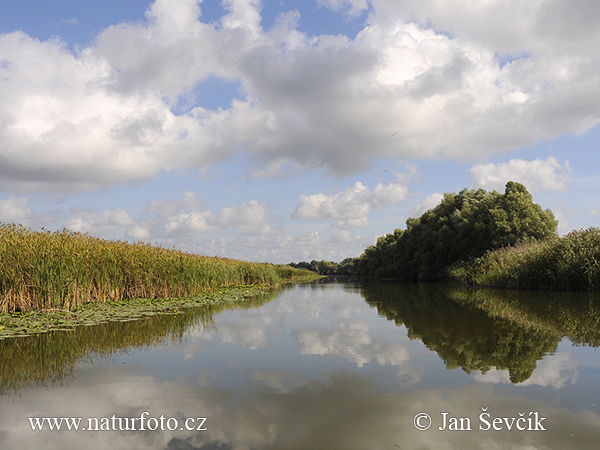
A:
[[447, 227, 600, 291], [0, 223, 318, 313]]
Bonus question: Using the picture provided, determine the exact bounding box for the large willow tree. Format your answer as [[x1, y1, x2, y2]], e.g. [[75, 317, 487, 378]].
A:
[[357, 182, 558, 280]]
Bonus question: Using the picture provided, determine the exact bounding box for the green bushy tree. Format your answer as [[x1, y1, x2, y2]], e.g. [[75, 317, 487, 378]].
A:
[[357, 182, 557, 280]]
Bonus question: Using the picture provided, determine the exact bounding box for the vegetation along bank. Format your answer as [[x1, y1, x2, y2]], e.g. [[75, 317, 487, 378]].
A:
[[291, 182, 600, 291], [447, 227, 600, 290], [0, 223, 317, 314]]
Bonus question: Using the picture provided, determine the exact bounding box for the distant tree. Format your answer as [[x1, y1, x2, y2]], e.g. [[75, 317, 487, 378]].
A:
[[357, 182, 557, 280], [288, 261, 314, 271], [288, 257, 362, 276]]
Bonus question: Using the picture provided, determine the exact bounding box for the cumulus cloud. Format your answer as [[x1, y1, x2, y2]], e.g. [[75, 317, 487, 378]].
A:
[[64, 208, 136, 237], [293, 178, 409, 228], [469, 156, 573, 193], [0, 195, 34, 223], [144, 191, 276, 237], [17, 190, 275, 248], [2, 0, 600, 191], [552, 207, 572, 235], [407, 192, 443, 218]]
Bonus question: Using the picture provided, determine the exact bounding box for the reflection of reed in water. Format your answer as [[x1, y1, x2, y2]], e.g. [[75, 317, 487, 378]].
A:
[[0, 289, 280, 395], [448, 287, 600, 347], [360, 282, 579, 383]]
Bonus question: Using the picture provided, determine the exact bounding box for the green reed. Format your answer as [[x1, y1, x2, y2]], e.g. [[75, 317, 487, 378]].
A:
[[447, 227, 600, 291], [0, 223, 315, 313]]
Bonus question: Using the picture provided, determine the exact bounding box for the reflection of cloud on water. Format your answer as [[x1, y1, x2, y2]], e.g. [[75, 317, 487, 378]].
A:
[[294, 321, 410, 368], [181, 286, 376, 358], [2, 367, 599, 450], [181, 325, 214, 360], [184, 324, 214, 342], [217, 321, 272, 350], [474, 353, 578, 388], [210, 307, 287, 351]]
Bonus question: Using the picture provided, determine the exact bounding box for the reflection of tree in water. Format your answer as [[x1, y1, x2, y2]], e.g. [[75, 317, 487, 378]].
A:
[[360, 282, 562, 383], [0, 289, 281, 395]]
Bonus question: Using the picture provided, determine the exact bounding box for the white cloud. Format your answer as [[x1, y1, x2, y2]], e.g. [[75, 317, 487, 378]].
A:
[[293, 179, 409, 228], [27, 190, 277, 251], [552, 207, 572, 235], [407, 192, 443, 218], [2, 0, 600, 191], [145, 191, 275, 237], [469, 157, 573, 193], [329, 229, 367, 246], [0, 195, 34, 223], [64, 208, 136, 237], [216, 200, 275, 234]]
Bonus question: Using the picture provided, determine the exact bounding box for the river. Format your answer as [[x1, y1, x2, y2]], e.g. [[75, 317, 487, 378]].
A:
[[1, 280, 599, 449]]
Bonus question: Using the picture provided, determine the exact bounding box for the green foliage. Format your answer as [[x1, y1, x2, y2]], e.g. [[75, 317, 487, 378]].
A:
[[448, 227, 600, 291], [360, 282, 564, 383], [0, 223, 317, 313], [288, 258, 360, 276], [356, 182, 557, 281]]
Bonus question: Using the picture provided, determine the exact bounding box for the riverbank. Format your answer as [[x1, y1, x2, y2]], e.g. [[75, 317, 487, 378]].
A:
[[0, 223, 319, 314], [0, 284, 292, 341], [447, 227, 600, 291]]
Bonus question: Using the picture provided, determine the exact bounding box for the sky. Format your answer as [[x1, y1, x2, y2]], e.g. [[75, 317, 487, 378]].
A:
[[1, 0, 599, 264]]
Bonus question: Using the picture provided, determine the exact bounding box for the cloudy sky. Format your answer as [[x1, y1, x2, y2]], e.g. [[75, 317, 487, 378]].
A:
[[1, 0, 599, 263]]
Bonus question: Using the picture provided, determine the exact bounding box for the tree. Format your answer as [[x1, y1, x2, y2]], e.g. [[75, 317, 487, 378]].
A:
[[358, 182, 557, 280]]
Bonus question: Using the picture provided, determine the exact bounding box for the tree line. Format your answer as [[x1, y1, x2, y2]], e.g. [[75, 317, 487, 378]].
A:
[[289, 182, 558, 281]]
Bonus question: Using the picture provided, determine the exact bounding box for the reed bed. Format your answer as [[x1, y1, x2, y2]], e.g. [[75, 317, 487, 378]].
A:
[[0, 223, 312, 313], [447, 227, 600, 291]]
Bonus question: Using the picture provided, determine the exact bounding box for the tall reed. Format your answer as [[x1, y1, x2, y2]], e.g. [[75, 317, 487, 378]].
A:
[[447, 227, 600, 291], [0, 223, 312, 313]]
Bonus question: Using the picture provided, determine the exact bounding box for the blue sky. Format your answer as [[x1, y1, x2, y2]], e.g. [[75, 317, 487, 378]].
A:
[[1, 0, 599, 263]]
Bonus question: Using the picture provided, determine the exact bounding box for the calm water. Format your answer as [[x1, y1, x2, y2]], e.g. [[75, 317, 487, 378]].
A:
[[1, 280, 600, 449]]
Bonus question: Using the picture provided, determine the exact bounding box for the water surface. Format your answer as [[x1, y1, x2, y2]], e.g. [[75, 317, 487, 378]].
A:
[[1, 280, 599, 449]]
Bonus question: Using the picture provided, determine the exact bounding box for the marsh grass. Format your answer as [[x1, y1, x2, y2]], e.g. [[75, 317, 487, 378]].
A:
[[0, 223, 315, 313], [447, 228, 600, 291]]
